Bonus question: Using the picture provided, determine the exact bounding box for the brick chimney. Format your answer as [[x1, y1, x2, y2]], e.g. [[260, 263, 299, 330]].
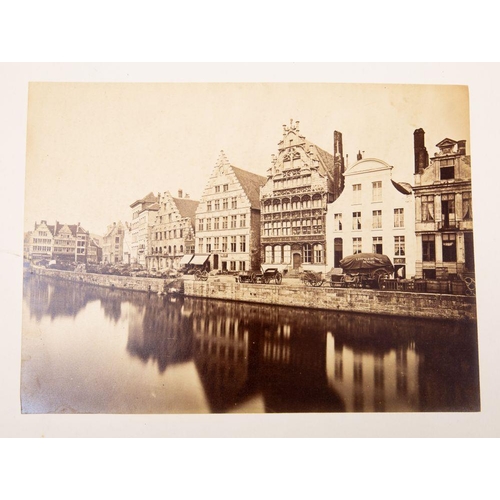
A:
[[414, 128, 429, 175], [333, 130, 345, 201], [457, 140, 466, 155], [357, 150, 363, 161], [178, 189, 183, 198]]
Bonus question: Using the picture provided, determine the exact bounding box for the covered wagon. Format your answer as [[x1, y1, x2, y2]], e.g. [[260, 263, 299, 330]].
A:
[[336, 253, 394, 289]]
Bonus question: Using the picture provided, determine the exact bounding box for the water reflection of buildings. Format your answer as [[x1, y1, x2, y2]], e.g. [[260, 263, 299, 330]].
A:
[[188, 299, 345, 413], [126, 295, 193, 373]]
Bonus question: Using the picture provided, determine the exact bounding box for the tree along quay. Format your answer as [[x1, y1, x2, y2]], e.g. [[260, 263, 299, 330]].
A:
[[31, 267, 476, 321]]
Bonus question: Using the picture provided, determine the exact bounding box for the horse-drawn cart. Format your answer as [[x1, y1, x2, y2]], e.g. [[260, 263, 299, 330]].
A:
[[334, 253, 394, 289]]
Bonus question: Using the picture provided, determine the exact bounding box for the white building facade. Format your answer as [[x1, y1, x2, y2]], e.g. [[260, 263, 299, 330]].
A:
[[325, 158, 416, 278]]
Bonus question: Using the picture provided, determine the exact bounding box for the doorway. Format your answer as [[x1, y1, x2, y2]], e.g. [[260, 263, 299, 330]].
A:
[[293, 253, 301, 269]]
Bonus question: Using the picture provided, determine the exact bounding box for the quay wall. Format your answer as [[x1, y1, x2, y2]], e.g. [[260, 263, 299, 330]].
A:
[[30, 268, 477, 321], [184, 280, 477, 321], [31, 267, 171, 293]]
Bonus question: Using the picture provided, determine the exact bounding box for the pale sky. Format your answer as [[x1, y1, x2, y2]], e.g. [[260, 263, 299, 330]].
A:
[[24, 82, 470, 235]]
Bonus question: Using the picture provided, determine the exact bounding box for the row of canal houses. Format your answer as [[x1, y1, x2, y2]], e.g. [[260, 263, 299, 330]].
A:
[[130, 120, 474, 280], [26, 120, 474, 281]]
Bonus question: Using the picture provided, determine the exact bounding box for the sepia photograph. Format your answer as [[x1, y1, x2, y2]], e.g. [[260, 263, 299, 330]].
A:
[[20, 80, 480, 415]]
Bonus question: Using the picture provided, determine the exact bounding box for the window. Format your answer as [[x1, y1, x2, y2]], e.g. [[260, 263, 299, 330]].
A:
[[312, 195, 322, 208], [239, 236, 246, 252], [214, 237, 219, 250], [263, 222, 271, 236], [334, 213, 342, 231], [223, 184, 229, 192], [273, 221, 280, 236], [353, 184, 362, 204], [222, 216, 228, 229], [207, 201, 212, 212], [352, 212, 362, 230], [372, 210, 382, 229], [440, 159, 455, 180], [442, 233, 457, 262], [214, 200, 220, 210], [301, 197, 311, 209], [372, 181, 382, 202], [394, 208, 404, 228], [283, 245, 291, 264], [282, 199, 290, 211], [422, 234, 435, 262], [206, 219, 211, 231], [222, 237, 228, 252], [230, 215, 237, 228], [441, 194, 456, 227], [274, 246, 282, 264], [215, 185, 221, 193], [231, 197, 237, 209], [206, 238, 212, 253], [230, 261, 237, 271], [421, 195, 434, 221], [273, 200, 281, 212], [265, 246, 273, 263], [291, 198, 300, 210], [230, 236, 237, 252], [292, 220, 301, 235], [314, 244, 324, 264], [394, 236, 405, 256], [240, 214, 246, 227], [462, 192, 472, 220], [303, 244, 312, 263], [373, 237, 383, 254], [198, 238, 203, 253], [115, 236, 120, 243], [282, 220, 290, 236], [223, 199, 228, 210], [353, 237, 362, 254], [214, 217, 220, 230], [239, 261, 246, 271], [312, 217, 323, 234], [302, 219, 311, 234]]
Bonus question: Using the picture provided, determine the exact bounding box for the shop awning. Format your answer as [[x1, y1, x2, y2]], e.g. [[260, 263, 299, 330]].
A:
[[190, 254, 210, 265], [179, 254, 194, 265]]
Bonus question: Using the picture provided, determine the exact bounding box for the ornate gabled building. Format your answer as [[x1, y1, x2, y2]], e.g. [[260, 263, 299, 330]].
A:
[[194, 151, 266, 272], [147, 190, 199, 272], [412, 129, 474, 279], [260, 120, 345, 272], [129, 192, 159, 266]]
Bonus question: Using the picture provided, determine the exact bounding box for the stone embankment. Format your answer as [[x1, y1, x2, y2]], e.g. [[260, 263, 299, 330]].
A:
[[30, 267, 476, 321], [31, 267, 180, 294], [183, 279, 477, 321]]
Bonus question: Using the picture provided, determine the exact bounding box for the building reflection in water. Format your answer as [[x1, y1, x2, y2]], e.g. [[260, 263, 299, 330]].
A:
[[22, 276, 480, 413]]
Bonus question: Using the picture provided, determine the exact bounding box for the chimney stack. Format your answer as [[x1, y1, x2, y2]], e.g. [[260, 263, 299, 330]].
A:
[[178, 189, 183, 198], [457, 140, 466, 156], [333, 130, 345, 201], [357, 150, 363, 161], [414, 128, 429, 175]]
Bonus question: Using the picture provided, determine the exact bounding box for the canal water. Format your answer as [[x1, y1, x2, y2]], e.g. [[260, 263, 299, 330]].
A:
[[21, 275, 480, 414]]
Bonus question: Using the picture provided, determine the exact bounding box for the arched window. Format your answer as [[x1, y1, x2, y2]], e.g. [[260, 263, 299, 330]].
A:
[[303, 244, 312, 263], [173, 245, 177, 255], [313, 244, 324, 264], [168, 246, 172, 254], [273, 199, 281, 212], [301, 196, 311, 209], [265, 245, 273, 264], [283, 245, 291, 264], [264, 200, 272, 213], [312, 194, 322, 208], [282, 198, 290, 211], [274, 245, 282, 264], [180, 245, 184, 253]]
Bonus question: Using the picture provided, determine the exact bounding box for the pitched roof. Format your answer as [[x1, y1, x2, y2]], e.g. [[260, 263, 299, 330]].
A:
[[130, 191, 158, 208], [173, 197, 199, 227], [231, 165, 267, 209]]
